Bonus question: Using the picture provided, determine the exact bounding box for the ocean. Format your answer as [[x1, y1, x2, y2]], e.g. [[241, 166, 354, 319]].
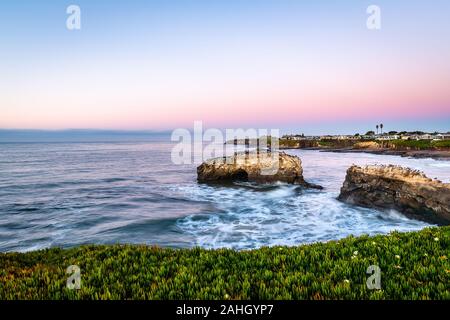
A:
[[1, 136, 449, 252]]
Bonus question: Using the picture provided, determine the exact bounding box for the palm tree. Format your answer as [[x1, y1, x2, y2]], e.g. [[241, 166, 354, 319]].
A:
[[376, 125, 379, 135], [380, 123, 384, 135]]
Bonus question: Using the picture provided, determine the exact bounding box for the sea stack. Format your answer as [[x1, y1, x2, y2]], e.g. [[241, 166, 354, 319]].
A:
[[197, 151, 321, 188], [338, 165, 450, 225]]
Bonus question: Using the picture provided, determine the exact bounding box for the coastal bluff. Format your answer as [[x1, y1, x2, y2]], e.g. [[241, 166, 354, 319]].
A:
[[197, 152, 321, 188], [338, 165, 450, 225]]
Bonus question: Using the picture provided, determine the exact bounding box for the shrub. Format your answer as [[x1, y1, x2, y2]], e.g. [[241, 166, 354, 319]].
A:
[[433, 140, 450, 148], [388, 140, 433, 149], [1, 227, 449, 300], [387, 139, 450, 150]]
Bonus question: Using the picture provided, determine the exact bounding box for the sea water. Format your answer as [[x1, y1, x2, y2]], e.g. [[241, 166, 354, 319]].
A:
[[1, 138, 449, 252]]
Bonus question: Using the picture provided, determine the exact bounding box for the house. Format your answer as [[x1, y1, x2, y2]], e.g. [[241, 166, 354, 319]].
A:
[[402, 134, 433, 140], [419, 134, 434, 140], [376, 135, 399, 141], [434, 134, 450, 140], [304, 136, 320, 140]]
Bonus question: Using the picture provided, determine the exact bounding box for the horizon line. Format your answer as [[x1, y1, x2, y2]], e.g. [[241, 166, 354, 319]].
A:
[[1, 128, 449, 135]]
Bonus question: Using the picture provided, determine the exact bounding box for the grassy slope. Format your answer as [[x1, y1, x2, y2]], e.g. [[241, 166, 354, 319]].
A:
[[1, 227, 449, 300], [384, 140, 450, 150]]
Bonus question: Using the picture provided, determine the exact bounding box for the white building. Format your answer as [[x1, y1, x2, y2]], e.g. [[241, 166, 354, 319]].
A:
[[419, 134, 434, 140], [376, 135, 400, 141], [434, 134, 450, 140]]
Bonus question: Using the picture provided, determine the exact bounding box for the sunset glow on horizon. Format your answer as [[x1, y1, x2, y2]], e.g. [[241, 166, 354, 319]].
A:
[[1, 0, 450, 134]]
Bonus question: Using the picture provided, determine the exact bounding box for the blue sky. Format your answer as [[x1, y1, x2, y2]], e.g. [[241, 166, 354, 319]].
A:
[[1, 1, 449, 134]]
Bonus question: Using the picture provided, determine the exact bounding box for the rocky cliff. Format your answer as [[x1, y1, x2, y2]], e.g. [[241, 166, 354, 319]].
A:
[[197, 151, 321, 188], [338, 165, 450, 225]]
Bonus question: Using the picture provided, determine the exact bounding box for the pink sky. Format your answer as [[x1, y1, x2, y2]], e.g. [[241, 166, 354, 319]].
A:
[[1, 0, 450, 132]]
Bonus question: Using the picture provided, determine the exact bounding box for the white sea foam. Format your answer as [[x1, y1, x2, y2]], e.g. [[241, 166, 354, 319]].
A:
[[176, 149, 442, 249], [0, 143, 446, 252]]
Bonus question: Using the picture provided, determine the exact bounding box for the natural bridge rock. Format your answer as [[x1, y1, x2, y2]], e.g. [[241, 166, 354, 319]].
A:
[[197, 152, 321, 188], [338, 165, 450, 225]]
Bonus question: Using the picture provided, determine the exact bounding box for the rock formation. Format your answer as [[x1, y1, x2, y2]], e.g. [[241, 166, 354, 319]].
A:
[[353, 141, 380, 149], [338, 165, 450, 225], [197, 151, 321, 188]]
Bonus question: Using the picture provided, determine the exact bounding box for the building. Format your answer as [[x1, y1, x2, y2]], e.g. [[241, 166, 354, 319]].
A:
[[434, 134, 450, 140], [419, 134, 434, 140], [376, 135, 400, 141]]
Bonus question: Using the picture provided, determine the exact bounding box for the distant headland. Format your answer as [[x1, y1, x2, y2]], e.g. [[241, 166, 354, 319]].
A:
[[229, 130, 450, 160]]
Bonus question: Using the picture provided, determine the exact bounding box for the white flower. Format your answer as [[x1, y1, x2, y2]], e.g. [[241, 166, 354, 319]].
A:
[[224, 294, 230, 299], [372, 241, 376, 245], [353, 251, 358, 256], [395, 255, 400, 259], [344, 279, 350, 283], [434, 237, 439, 241]]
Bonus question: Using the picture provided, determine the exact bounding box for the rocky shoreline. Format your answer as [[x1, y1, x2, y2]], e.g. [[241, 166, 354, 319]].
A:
[[198, 153, 450, 225], [316, 147, 450, 161], [338, 165, 450, 225], [279, 146, 450, 160]]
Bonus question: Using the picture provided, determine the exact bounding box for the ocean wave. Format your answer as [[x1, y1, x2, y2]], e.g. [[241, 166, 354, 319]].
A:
[[0, 143, 445, 252]]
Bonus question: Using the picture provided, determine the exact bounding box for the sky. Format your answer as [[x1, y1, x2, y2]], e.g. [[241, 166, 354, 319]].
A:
[[1, 0, 450, 135]]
